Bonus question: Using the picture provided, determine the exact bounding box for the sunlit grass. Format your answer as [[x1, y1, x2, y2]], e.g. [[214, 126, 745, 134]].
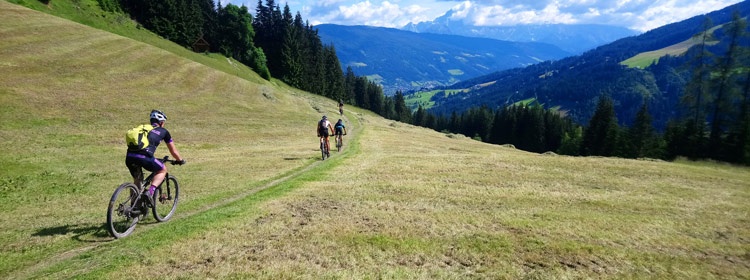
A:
[[2, 1, 750, 279]]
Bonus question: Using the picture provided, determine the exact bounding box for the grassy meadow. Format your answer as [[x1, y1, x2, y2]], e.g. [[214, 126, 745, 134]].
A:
[[620, 26, 721, 69], [2, 1, 750, 279]]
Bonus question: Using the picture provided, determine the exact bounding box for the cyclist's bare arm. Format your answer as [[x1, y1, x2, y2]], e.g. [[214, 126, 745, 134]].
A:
[[166, 142, 183, 162]]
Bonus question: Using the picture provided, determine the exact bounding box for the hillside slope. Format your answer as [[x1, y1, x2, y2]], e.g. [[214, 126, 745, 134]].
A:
[[428, 1, 750, 129], [1, 1, 749, 279]]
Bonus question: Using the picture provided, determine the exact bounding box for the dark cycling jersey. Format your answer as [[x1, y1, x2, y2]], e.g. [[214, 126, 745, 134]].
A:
[[144, 126, 173, 156], [334, 122, 345, 135]]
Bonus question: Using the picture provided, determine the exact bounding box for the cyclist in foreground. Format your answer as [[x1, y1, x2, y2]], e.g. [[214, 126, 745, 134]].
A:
[[125, 110, 185, 204], [334, 118, 347, 151], [317, 115, 335, 157]]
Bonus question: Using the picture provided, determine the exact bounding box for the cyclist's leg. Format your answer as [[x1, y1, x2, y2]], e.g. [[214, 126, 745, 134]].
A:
[[126, 156, 144, 187], [125, 155, 144, 199], [141, 156, 167, 195]]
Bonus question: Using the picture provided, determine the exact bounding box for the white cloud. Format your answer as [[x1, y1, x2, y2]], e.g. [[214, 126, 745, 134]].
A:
[[451, 1, 578, 26], [631, 0, 737, 31], [227, 0, 744, 31], [308, 0, 439, 27]]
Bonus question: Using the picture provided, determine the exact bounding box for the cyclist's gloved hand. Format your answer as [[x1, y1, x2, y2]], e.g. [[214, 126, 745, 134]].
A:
[[175, 159, 186, 165]]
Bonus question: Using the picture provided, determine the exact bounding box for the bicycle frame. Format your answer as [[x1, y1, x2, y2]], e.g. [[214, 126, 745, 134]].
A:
[[107, 156, 180, 238]]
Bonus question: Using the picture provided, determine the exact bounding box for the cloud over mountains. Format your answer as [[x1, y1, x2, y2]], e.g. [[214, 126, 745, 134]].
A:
[[227, 0, 743, 32]]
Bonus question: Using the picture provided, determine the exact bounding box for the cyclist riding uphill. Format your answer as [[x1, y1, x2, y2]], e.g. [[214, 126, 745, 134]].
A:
[[334, 119, 347, 137], [125, 110, 185, 202], [317, 115, 335, 156]]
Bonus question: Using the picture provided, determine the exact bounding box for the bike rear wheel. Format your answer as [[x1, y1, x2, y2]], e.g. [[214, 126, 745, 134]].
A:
[[321, 141, 326, 160], [336, 137, 342, 152], [106, 183, 140, 239], [152, 175, 180, 222]]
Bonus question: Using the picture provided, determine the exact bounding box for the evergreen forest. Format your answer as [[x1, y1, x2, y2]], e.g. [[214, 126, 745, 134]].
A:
[[408, 11, 750, 165], [95, 0, 748, 165]]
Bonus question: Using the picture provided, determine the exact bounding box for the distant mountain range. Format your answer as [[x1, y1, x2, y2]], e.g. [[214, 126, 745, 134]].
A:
[[402, 9, 640, 54], [423, 0, 750, 130], [317, 24, 571, 94]]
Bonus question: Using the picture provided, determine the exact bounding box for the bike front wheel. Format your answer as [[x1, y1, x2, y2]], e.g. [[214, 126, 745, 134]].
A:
[[107, 183, 140, 239], [152, 175, 180, 222]]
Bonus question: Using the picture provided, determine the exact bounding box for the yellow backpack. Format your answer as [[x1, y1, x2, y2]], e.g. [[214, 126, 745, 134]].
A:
[[125, 124, 154, 152]]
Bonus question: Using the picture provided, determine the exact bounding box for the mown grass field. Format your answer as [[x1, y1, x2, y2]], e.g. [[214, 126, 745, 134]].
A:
[[620, 26, 721, 69], [2, 1, 750, 279], [405, 89, 464, 110]]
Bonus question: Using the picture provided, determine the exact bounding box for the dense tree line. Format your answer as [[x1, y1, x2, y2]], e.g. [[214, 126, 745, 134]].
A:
[[102, 0, 748, 164], [109, 0, 391, 122], [253, 0, 344, 98], [430, 2, 750, 132], [117, 0, 271, 79], [664, 13, 750, 164], [405, 13, 750, 165]]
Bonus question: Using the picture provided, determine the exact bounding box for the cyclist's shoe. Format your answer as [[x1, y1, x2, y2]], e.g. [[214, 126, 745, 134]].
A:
[[159, 193, 168, 203], [142, 192, 155, 208]]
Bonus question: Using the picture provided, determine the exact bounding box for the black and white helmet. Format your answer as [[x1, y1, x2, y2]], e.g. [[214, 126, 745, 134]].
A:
[[150, 109, 168, 122]]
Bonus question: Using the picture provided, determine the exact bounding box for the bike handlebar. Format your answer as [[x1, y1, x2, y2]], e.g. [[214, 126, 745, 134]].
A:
[[158, 156, 185, 165]]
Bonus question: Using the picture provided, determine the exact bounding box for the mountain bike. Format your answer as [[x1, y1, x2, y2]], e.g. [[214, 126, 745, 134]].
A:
[[320, 137, 330, 160], [106, 156, 181, 239], [335, 133, 346, 152]]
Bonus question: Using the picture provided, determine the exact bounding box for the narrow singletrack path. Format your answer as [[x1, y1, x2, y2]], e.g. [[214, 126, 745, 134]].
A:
[[9, 106, 363, 280]]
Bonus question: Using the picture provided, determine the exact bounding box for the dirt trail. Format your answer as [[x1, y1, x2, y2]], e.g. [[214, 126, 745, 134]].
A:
[[8, 107, 362, 279]]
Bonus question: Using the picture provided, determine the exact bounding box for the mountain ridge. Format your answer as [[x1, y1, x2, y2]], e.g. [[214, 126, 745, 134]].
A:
[[402, 9, 639, 54], [317, 24, 571, 94]]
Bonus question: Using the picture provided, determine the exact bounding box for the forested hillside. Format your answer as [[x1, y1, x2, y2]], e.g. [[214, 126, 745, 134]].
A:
[[429, 0, 750, 128], [401, 1, 750, 164]]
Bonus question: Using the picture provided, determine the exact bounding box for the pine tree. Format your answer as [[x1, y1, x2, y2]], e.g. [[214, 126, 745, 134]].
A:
[[725, 16, 750, 165], [393, 91, 411, 123], [627, 103, 661, 158], [344, 67, 357, 105], [680, 17, 714, 158], [558, 126, 583, 156], [365, 81, 383, 114], [582, 95, 619, 156], [708, 12, 746, 157], [324, 45, 345, 100], [515, 105, 545, 152]]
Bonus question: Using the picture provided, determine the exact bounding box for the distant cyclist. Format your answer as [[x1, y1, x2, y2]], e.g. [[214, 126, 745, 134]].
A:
[[125, 110, 185, 203], [333, 119, 346, 139], [334, 118, 347, 147], [317, 115, 335, 157], [338, 99, 344, 116]]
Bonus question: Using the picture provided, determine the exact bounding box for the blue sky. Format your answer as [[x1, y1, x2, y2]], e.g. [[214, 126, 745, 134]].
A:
[[223, 0, 744, 32]]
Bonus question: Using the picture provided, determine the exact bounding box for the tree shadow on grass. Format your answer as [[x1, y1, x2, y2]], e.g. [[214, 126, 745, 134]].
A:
[[33, 223, 112, 242]]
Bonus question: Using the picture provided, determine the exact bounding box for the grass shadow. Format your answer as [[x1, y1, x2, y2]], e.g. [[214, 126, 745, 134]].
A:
[[33, 223, 111, 242]]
